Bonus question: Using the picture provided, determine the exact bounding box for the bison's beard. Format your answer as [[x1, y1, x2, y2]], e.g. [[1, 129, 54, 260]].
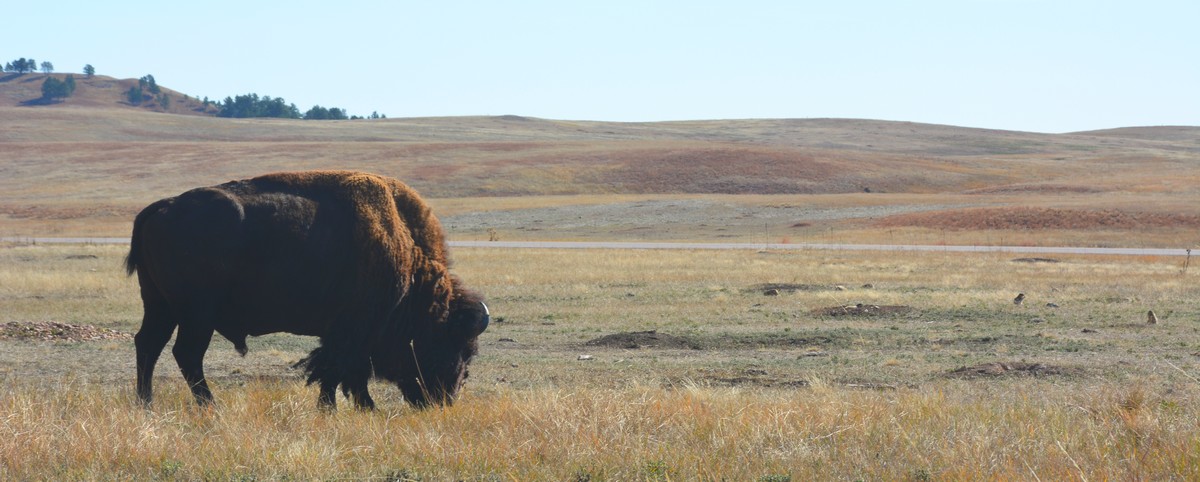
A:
[[291, 335, 477, 408], [372, 336, 479, 408]]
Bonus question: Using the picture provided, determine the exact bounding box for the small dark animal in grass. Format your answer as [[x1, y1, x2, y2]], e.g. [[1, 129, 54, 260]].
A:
[[1013, 293, 1025, 306], [126, 171, 489, 410], [1147, 310, 1158, 325]]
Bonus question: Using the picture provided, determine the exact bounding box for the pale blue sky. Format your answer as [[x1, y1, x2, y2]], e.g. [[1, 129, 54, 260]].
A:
[[5, 0, 1197, 132]]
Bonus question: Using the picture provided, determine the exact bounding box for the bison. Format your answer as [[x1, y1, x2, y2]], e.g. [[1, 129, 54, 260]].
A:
[[126, 171, 489, 410]]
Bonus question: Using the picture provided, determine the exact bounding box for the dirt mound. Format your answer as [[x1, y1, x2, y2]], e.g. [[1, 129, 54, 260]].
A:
[[813, 304, 913, 317], [585, 330, 701, 350], [945, 362, 1076, 379], [1, 321, 131, 342]]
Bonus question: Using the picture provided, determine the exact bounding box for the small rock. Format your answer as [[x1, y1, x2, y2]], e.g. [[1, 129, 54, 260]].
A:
[[577, 355, 594, 361], [835, 285, 847, 291], [1046, 303, 1059, 308], [497, 338, 517, 343], [1029, 318, 1046, 324], [861, 283, 874, 289], [763, 289, 780, 296], [1081, 328, 1098, 334]]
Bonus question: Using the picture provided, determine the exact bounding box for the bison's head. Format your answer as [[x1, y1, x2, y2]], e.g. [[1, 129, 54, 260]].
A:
[[376, 285, 490, 408]]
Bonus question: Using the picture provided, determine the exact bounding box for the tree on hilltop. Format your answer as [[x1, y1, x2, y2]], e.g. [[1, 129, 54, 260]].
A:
[[304, 105, 348, 120], [40, 61, 53, 74], [41, 74, 76, 101], [127, 86, 145, 105], [218, 93, 301, 119], [83, 64, 95, 78], [5, 58, 38, 73], [139, 75, 160, 94]]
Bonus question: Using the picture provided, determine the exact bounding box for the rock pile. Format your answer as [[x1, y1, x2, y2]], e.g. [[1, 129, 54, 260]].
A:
[[1, 321, 131, 342]]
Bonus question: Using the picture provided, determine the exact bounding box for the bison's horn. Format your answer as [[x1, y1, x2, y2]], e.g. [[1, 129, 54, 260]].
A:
[[475, 301, 491, 335]]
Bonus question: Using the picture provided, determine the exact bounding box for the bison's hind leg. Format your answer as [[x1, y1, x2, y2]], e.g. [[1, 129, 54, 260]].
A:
[[172, 322, 216, 406], [134, 306, 178, 407]]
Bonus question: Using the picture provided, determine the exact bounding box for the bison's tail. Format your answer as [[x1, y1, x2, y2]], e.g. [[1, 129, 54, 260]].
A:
[[125, 199, 168, 276]]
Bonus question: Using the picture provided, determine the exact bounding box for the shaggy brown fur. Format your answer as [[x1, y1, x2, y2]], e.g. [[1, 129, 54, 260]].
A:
[[126, 171, 489, 410]]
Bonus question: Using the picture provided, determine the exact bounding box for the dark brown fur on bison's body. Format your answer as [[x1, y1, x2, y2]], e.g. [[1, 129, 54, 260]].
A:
[[126, 171, 489, 410]]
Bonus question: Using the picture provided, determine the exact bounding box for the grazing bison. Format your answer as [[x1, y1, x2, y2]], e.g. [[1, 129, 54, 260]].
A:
[[126, 171, 489, 410]]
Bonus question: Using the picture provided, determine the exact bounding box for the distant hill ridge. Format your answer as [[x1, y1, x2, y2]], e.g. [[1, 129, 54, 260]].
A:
[[0, 72, 215, 116], [2, 71, 1198, 140], [2, 72, 1198, 200]]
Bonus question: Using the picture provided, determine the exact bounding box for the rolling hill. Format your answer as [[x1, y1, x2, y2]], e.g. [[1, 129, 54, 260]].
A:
[[1, 73, 1198, 246]]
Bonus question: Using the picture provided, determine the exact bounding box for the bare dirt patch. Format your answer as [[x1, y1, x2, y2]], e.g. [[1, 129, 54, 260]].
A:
[[945, 362, 1079, 379], [1, 321, 131, 342], [813, 304, 914, 317], [748, 282, 832, 294], [876, 207, 1200, 230], [1011, 257, 1060, 263], [695, 368, 810, 388], [583, 329, 860, 352], [964, 183, 1106, 195], [585, 330, 702, 350], [584, 331, 843, 351]]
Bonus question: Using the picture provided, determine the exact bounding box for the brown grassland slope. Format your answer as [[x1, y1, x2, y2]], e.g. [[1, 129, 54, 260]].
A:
[[2, 73, 1199, 247]]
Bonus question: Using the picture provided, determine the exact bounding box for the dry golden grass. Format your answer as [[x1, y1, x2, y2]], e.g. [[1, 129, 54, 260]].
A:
[[3, 377, 1197, 480], [2, 243, 1199, 479]]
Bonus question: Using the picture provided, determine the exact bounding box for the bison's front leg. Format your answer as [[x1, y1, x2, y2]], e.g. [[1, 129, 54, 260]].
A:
[[343, 360, 376, 410], [317, 378, 338, 411], [315, 357, 375, 411], [173, 323, 216, 405]]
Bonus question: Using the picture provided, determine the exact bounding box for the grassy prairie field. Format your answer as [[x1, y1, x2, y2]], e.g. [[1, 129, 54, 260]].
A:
[[1, 243, 1198, 480], [2, 80, 1199, 479]]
